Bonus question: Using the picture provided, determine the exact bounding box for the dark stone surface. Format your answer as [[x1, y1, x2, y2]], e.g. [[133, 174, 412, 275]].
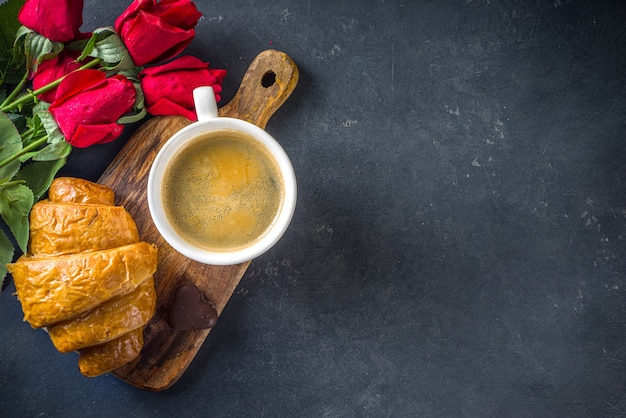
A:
[[1, 0, 626, 416]]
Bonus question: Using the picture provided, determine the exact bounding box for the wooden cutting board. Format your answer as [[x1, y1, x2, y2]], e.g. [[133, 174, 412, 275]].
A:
[[97, 50, 299, 391]]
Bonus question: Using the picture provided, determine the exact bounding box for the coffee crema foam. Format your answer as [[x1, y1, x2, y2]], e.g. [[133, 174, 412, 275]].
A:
[[162, 129, 284, 252]]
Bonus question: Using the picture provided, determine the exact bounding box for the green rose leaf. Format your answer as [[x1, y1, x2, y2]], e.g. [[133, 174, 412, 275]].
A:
[[75, 32, 97, 60], [33, 140, 71, 161], [87, 27, 137, 73], [117, 107, 147, 125], [0, 228, 14, 288], [32, 100, 50, 113], [0, 182, 34, 253], [15, 26, 64, 74], [14, 157, 67, 201], [0, 111, 23, 180], [37, 110, 65, 144], [6, 111, 26, 132]]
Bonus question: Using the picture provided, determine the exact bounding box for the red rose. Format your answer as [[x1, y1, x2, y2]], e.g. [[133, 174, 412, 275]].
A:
[[114, 0, 202, 66], [32, 51, 93, 103], [18, 0, 84, 42], [49, 70, 136, 148], [139, 55, 226, 121]]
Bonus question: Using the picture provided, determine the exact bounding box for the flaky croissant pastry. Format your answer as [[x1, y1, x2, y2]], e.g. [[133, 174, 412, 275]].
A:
[[7, 177, 158, 377]]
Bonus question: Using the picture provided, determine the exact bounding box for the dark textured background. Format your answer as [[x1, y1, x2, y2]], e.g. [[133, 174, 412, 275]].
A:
[[1, 0, 626, 416]]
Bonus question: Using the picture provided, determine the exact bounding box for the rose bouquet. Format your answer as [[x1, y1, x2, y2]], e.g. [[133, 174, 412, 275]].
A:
[[0, 0, 226, 285]]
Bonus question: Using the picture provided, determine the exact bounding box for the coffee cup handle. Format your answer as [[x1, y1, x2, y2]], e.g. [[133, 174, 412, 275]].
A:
[[193, 86, 219, 121]]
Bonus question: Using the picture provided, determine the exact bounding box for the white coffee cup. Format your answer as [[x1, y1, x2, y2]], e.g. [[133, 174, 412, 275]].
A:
[[147, 86, 297, 265]]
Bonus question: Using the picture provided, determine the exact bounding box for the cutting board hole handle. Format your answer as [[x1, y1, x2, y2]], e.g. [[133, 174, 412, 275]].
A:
[[261, 70, 276, 88]]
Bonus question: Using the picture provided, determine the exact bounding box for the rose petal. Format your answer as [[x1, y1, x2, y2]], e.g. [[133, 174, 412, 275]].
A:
[[145, 97, 197, 121], [153, 1, 202, 29], [52, 70, 106, 104], [124, 11, 194, 66], [18, 0, 84, 42], [69, 123, 124, 148]]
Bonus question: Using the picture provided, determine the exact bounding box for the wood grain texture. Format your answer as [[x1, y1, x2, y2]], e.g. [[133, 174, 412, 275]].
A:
[[97, 50, 299, 391]]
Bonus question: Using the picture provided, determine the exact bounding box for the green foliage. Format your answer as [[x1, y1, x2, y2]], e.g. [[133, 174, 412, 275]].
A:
[[0, 111, 23, 179], [34, 140, 72, 162], [14, 26, 64, 74], [14, 158, 67, 201], [78, 28, 137, 73], [0, 181, 33, 254], [37, 110, 66, 146], [0, 0, 26, 85]]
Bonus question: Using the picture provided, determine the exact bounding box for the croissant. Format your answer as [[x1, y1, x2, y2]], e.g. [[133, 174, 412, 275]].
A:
[[47, 277, 156, 353], [7, 177, 158, 377]]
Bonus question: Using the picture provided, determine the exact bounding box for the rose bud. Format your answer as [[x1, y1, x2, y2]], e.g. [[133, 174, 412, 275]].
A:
[[18, 0, 84, 43], [32, 51, 96, 103], [114, 0, 202, 66], [49, 70, 136, 148], [139, 55, 226, 121]]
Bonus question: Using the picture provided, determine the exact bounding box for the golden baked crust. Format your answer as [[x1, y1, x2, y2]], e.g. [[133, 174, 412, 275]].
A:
[[47, 277, 156, 353], [28, 201, 139, 257], [78, 328, 144, 377], [48, 177, 115, 205], [8, 242, 158, 328]]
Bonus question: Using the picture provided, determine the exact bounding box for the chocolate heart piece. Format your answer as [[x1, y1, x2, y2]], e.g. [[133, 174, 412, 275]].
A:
[[168, 283, 218, 330]]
